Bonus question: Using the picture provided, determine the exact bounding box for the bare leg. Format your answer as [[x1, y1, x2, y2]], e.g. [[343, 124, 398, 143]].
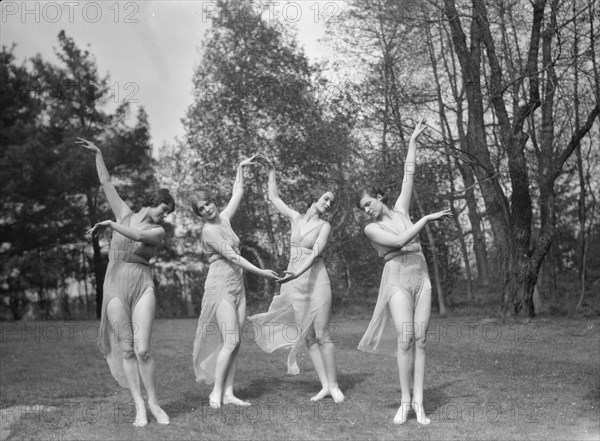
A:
[[223, 298, 250, 406], [388, 290, 415, 425], [310, 302, 344, 403], [210, 300, 241, 408], [306, 329, 330, 401], [412, 286, 432, 425], [106, 298, 147, 427], [132, 291, 169, 425]]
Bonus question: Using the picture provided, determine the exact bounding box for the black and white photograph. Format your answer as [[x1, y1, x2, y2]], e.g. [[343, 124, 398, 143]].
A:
[[1, 0, 599, 440]]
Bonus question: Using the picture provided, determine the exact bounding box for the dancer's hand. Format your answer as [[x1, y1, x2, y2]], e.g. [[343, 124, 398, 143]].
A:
[[426, 208, 452, 222], [86, 220, 113, 237], [76, 137, 101, 154], [240, 154, 260, 168], [410, 118, 428, 140], [277, 271, 298, 284], [255, 153, 275, 170], [260, 269, 281, 280]]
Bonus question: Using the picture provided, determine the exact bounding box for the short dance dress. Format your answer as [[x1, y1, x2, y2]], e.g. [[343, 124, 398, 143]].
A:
[[248, 215, 331, 375], [193, 218, 245, 384], [357, 210, 431, 355], [97, 212, 161, 387]]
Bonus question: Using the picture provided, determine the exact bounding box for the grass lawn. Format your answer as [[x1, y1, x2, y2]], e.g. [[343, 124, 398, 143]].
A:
[[1, 314, 599, 440]]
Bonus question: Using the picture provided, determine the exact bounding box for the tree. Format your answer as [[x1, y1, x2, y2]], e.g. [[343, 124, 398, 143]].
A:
[[441, 0, 600, 316], [1, 32, 158, 318], [180, 0, 354, 301], [326, 0, 463, 312]]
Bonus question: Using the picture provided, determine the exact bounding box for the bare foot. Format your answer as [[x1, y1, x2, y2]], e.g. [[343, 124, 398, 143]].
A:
[[222, 394, 250, 406], [393, 402, 410, 425], [148, 402, 170, 425], [310, 388, 330, 401], [133, 403, 148, 427], [412, 402, 431, 425], [209, 392, 221, 409], [330, 387, 345, 403]]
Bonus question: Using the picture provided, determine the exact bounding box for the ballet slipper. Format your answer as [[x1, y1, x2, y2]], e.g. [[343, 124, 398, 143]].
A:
[[148, 402, 170, 425], [222, 394, 251, 406], [209, 392, 222, 409], [411, 402, 431, 425], [393, 402, 410, 425], [133, 403, 148, 427], [330, 387, 345, 403], [310, 388, 331, 401]]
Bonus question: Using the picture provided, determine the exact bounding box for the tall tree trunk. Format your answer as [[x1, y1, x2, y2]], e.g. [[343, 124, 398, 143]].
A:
[[439, 15, 490, 287], [414, 189, 447, 315], [86, 191, 104, 319], [424, 16, 474, 300], [461, 168, 489, 286]]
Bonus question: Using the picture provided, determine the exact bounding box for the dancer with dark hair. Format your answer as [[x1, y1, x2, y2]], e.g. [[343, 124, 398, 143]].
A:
[[78, 137, 174, 427], [356, 120, 451, 425], [192, 155, 280, 408], [248, 154, 344, 403]]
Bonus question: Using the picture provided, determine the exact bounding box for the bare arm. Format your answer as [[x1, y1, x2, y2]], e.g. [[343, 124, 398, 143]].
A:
[[87, 220, 165, 245], [221, 155, 258, 220], [77, 138, 130, 221], [365, 209, 451, 249], [395, 119, 427, 214], [279, 222, 331, 284], [202, 227, 280, 280], [260, 155, 299, 221]]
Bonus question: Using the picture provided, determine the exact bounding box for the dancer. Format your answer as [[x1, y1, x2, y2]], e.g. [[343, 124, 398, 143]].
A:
[[248, 154, 344, 403], [192, 155, 280, 408], [355, 120, 451, 425], [78, 137, 174, 427]]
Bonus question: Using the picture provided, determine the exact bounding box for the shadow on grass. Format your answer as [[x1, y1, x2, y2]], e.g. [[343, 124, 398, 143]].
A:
[[234, 372, 371, 402], [383, 380, 456, 412], [162, 390, 206, 419]]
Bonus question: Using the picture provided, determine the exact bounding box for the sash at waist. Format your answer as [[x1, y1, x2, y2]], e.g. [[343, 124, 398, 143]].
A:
[[290, 246, 322, 258], [110, 252, 150, 266], [207, 248, 240, 264], [383, 244, 422, 262]]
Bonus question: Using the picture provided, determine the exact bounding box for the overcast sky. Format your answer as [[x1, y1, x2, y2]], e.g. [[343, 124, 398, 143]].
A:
[[1, 1, 344, 154]]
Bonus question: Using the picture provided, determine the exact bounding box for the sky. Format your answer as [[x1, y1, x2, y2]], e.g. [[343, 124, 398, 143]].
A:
[[1, 1, 345, 154]]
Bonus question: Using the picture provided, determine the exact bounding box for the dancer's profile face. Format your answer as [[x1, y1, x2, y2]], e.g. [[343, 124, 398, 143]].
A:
[[358, 194, 382, 220], [315, 191, 335, 214], [150, 203, 171, 223], [196, 199, 217, 221]]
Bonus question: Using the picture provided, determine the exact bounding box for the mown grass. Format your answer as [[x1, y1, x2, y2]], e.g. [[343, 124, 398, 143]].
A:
[[1, 314, 599, 440]]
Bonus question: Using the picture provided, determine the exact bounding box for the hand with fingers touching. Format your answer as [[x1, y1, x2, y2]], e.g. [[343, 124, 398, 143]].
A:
[[256, 153, 275, 170], [76, 137, 101, 154], [277, 271, 298, 285], [239, 154, 260, 168], [410, 117, 428, 140], [427, 208, 453, 222], [260, 269, 282, 281], [86, 220, 113, 237]]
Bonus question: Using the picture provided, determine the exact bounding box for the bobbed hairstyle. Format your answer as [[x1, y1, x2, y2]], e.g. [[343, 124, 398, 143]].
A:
[[143, 188, 175, 213], [191, 190, 217, 217], [355, 187, 389, 210], [305, 185, 335, 211]]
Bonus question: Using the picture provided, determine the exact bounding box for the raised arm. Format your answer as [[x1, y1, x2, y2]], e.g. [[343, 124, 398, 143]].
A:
[[394, 119, 427, 214], [259, 154, 299, 221], [87, 220, 165, 245], [279, 222, 331, 284], [365, 208, 451, 249], [77, 138, 130, 221], [221, 155, 258, 220], [202, 227, 280, 280]]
